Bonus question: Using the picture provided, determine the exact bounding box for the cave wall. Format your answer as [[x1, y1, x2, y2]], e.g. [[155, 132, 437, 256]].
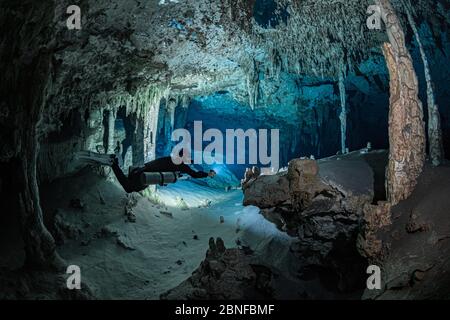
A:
[[38, 108, 106, 183], [0, 0, 60, 269]]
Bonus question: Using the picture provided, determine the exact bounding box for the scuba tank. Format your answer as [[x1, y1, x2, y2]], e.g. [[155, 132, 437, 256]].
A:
[[140, 172, 179, 186]]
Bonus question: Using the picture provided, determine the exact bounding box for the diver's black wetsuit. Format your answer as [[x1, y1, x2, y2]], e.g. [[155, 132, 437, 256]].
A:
[[111, 156, 208, 193]]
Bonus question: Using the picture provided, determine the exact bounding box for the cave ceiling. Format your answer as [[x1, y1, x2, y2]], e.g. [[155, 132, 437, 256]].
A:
[[46, 0, 448, 126]]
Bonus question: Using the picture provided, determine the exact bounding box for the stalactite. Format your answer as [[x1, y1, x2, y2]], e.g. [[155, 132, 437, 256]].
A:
[[174, 95, 191, 131], [168, 98, 176, 132], [377, 0, 426, 205], [404, 1, 444, 166], [267, 47, 282, 81], [254, 0, 377, 78], [245, 58, 259, 110], [143, 98, 161, 163], [87, 84, 168, 164], [84, 84, 168, 123], [181, 95, 191, 110], [132, 114, 145, 167], [84, 108, 105, 152], [338, 64, 347, 154]]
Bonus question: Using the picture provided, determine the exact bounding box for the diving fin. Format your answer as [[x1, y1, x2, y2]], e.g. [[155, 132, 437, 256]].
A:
[[75, 151, 115, 166]]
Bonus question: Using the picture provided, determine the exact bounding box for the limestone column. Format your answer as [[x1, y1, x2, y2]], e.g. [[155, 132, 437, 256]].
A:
[[132, 115, 145, 167], [143, 101, 161, 162], [85, 108, 104, 152], [376, 0, 426, 205], [174, 95, 190, 130], [106, 109, 116, 154], [338, 67, 347, 154], [404, 1, 444, 166], [163, 98, 177, 156]]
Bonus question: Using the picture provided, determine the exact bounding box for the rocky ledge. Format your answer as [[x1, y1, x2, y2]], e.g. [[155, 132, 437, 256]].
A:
[[164, 151, 385, 299]]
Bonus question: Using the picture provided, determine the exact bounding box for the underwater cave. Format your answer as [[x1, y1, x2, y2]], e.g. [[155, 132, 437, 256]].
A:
[[1, 0, 450, 303]]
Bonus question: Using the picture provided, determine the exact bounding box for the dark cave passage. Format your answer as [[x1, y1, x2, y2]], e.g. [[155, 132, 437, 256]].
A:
[[155, 78, 392, 179]]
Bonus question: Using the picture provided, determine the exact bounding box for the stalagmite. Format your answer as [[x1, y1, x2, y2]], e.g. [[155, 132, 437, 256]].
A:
[[338, 66, 347, 154], [404, 1, 444, 166], [377, 0, 426, 205]]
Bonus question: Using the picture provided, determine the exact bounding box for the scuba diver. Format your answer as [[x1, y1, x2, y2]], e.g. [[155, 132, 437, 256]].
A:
[[76, 150, 216, 193]]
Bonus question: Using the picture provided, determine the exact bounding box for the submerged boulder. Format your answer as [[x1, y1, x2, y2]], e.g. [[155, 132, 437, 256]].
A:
[[243, 153, 375, 220], [242, 152, 380, 294], [363, 165, 450, 299], [243, 174, 290, 208], [160, 238, 273, 300]]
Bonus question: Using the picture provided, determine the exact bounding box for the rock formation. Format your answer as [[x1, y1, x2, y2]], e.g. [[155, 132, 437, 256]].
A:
[[357, 201, 392, 264], [0, 0, 62, 270], [338, 66, 348, 155], [242, 152, 378, 294], [161, 238, 274, 300], [241, 166, 261, 192], [362, 165, 450, 299], [243, 174, 290, 209]]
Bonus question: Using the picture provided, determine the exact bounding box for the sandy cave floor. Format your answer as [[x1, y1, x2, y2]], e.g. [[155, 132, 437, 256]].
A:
[[0, 150, 398, 299], [38, 168, 295, 299]]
